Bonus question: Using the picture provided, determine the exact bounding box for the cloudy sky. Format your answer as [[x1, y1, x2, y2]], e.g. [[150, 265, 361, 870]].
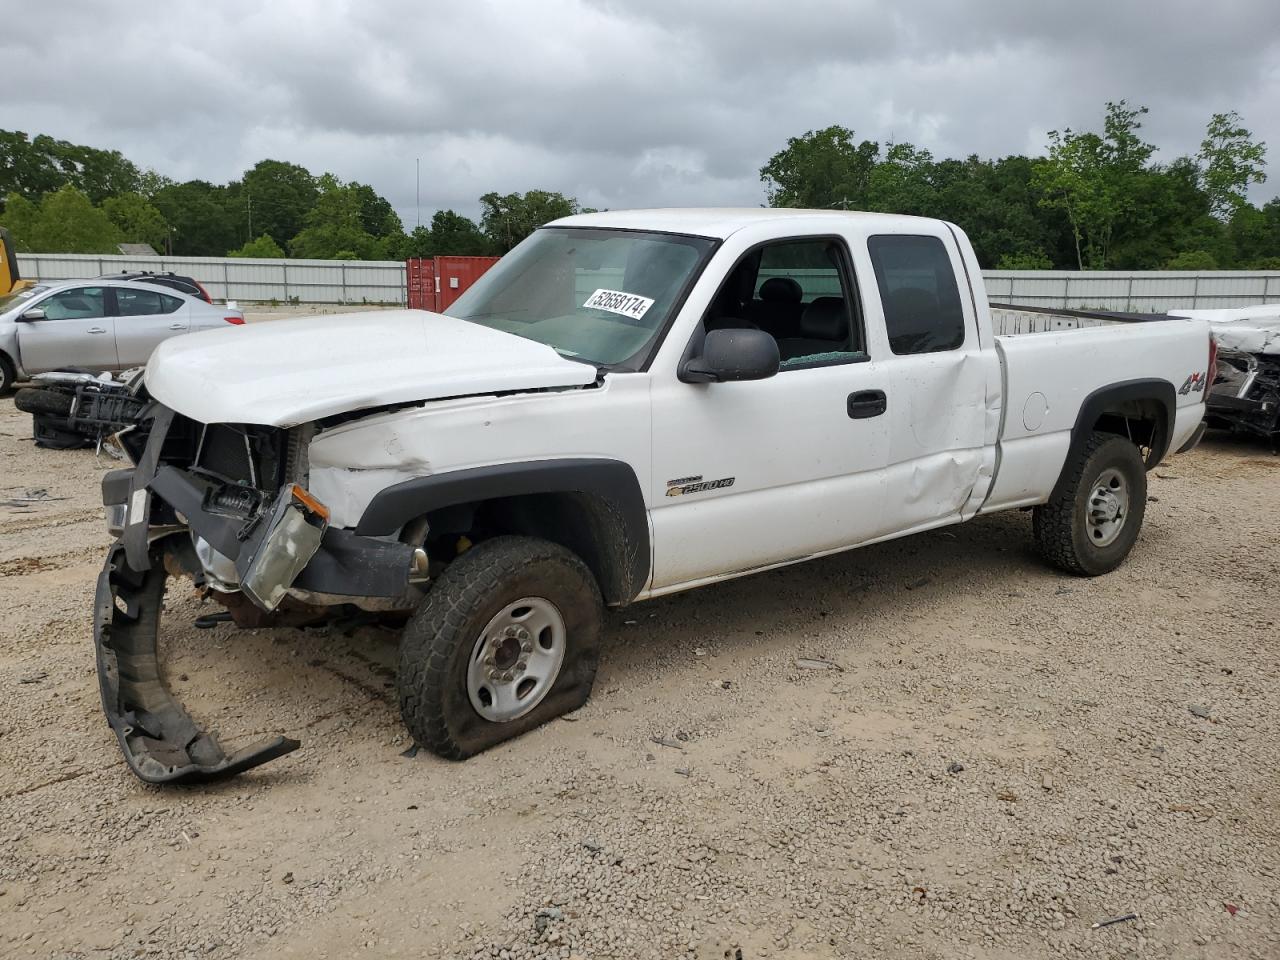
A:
[[7, 0, 1280, 225]]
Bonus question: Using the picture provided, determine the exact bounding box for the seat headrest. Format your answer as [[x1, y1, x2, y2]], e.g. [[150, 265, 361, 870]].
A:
[[800, 297, 847, 341], [759, 277, 802, 304]]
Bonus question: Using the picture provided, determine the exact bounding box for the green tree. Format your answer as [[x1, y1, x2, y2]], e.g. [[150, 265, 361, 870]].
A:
[[151, 180, 237, 256], [433, 210, 491, 255], [348, 181, 404, 239], [760, 126, 880, 209], [6, 185, 122, 252], [1228, 200, 1280, 266], [228, 233, 286, 258], [1032, 101, 1155, 268], [289, 175, 388, 259], [101, 192, 169, 250], [867, 143, 937, 215], [0, 131, 140, 203], [479, 190, 578, 253], [1165, 250, 1219, 270], [1198, 111, 1267, 220], [0, 193, 39, 248], [996, 250, 1054, 270], [0, 131, 64, 200], [236, 160, 319, 249]]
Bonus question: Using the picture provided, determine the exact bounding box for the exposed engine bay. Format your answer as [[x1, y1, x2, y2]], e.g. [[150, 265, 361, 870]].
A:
[[96, 402, 426, 783]]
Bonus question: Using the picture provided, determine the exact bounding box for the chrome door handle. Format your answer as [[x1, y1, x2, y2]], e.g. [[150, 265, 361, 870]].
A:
[[88, 326, 108, 334], [168, 323, 185, 330]]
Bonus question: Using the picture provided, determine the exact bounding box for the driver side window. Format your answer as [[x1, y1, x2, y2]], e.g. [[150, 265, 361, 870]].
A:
[[702, 238, 866, 370], [40, 287, 107, 321]]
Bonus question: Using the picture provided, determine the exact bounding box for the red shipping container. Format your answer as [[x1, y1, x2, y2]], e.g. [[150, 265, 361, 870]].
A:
[[405, 256, 500, 312], [405, 257, 435, 311]]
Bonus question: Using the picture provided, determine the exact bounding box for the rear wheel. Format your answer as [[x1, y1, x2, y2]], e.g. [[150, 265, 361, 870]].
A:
[[1033, 432, 1147, 576], [397, 536, 603, 759]]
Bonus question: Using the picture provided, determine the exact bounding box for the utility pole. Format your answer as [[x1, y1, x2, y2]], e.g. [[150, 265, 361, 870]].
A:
[[415, 158, 421, 231], [247, 192, 253, 239]]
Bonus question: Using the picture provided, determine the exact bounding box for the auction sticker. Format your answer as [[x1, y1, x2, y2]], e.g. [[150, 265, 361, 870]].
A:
[[583, 288, 654, 321]]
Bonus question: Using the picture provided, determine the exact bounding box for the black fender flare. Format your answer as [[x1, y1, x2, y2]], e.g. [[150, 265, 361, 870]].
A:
[[355, 458, 650, 604], [1051, 378, 1175, 501]]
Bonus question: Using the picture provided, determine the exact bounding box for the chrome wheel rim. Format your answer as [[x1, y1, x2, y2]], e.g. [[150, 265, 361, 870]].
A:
[[466, 597, 567, 722], [1086, 467, 1129, 547]]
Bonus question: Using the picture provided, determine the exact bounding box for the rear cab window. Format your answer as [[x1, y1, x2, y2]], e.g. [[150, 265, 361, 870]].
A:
[[867, 235, 966, 355]]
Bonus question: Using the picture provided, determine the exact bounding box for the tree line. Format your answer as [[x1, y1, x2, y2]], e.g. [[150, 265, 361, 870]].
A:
[[761, 103, 1277, 270], [0, 131, 580, 261], [2, 102, 1277, 269]]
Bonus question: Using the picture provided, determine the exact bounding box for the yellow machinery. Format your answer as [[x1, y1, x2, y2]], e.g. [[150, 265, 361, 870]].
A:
[[0, 227, 33, 296]]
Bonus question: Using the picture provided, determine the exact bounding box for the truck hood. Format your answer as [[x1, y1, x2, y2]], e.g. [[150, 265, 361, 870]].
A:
[[144, 310, 599, 427], [1170, 305, 1280, 355]]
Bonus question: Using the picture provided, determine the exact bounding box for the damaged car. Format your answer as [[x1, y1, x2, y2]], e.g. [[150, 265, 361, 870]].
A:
[[1172, 305, 1280, 441], [95, 209, 1214, 784]]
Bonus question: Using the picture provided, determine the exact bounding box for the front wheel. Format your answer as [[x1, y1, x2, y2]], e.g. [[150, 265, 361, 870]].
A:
[[1033, 432, 1148, 576], [0, 353, 16, 395], [397, 536, 603, 759]]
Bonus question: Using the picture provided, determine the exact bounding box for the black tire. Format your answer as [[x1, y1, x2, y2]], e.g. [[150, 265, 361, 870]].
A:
[[0, 353, 15, 395], [14, 387, 74, 417], [1033, 432, 1147, 576], [398, 535, 603, 759]]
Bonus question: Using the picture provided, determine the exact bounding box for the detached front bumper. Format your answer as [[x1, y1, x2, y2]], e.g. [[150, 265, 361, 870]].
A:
[[96, 418, 425, 784], [95, 540, 302, 783]]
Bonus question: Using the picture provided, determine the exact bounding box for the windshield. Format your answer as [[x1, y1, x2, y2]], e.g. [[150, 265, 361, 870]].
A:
[[0, 284, 47, 314], [447, 227, 715, 368]]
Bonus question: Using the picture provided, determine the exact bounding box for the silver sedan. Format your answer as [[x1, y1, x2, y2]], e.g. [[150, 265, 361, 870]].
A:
[[0, 279, 244, 392]]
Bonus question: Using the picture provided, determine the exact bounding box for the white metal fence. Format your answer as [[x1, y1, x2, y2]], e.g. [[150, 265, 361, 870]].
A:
[[14, 253, 1280, 312], [982, 270, 1280, 312], [15, 253, 407, 305]]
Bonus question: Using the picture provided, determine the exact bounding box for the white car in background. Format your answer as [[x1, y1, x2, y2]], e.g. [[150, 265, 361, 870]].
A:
[[0, 279, 244, 392]]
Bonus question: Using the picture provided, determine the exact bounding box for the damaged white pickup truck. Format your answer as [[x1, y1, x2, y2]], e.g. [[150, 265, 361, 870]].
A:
[[95, 209, 1213, 783]]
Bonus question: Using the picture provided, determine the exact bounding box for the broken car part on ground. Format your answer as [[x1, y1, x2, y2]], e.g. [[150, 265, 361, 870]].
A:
[[14, 369, 146, 449]]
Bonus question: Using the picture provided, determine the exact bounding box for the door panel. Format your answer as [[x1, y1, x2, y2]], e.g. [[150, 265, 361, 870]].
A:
[[114, 288, 188, 367], [17, 286, 117, 372], [649, 360, 891, 590], [857, 231, 995, 529]]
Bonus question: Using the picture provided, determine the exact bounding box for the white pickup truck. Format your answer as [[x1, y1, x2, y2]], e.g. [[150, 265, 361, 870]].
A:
[[95, 209, 1212, 783]]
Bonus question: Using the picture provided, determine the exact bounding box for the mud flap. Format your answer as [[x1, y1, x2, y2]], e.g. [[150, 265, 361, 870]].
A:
[[95, 540, 300, 784]]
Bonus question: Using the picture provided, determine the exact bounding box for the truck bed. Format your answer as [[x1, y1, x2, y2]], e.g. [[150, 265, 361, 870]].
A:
[[989, 303, 1169, 336], [981, 304, 1208, 514]]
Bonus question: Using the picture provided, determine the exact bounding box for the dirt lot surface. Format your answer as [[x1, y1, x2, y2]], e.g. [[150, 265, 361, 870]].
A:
[[1, 393, 1277, 960]]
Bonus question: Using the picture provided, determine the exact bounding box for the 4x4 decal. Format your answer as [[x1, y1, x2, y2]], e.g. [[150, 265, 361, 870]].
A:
[[1178, 371, 1206, 395]]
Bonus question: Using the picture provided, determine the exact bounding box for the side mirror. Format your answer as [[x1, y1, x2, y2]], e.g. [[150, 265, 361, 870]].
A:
[[18, 307, 46, 322], [681, 327, 780, 383]]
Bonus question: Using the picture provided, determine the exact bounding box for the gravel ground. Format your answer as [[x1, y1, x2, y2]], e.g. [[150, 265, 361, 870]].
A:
[[0, 392, 1277, 960]]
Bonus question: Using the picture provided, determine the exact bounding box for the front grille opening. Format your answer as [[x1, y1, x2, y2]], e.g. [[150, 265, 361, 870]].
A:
[[190, 423, 288, 492]]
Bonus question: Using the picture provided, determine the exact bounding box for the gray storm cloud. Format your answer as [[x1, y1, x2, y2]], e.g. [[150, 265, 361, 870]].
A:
[[4, 0, 1278, 223]]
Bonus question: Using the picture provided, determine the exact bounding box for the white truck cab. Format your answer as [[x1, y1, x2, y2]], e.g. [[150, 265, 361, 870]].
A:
[[94, 209, 1213, 783]]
